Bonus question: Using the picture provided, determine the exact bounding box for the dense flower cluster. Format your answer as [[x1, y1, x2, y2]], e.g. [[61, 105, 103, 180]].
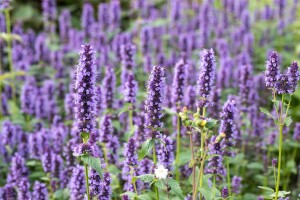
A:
[[73, 44, 96, 135], [265, 51, 280, 88], [197, 49, 216, 107], [172, 59, 188, 109]]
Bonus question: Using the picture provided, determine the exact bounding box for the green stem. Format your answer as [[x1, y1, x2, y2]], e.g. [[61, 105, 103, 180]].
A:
[[4, 9, 16, 103], [213, 175, 216, 200], [189, 132, 196, 198], [226, 159, 231, 197], [84, 163, 90, 200], [101, 143, 108, 167], [175, 115, 181, 181], [275, 124, 283, 200], [273, 166, 277, 190], [153, 145, 159, 200], [129, 106, 133, 132]]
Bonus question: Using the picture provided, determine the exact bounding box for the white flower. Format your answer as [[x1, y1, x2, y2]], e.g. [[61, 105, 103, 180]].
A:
[[154, 164, 168, 180]]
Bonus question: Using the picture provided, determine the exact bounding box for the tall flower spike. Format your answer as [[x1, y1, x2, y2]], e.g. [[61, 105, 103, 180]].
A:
[[74, 44, 96, 136], [293, 123, 300, 141], [99, 115, 113, 144], [70, 166, 86, 200], [17, 178, 31, 200], [81, 3, 95, 39], [98, 172, 112, 200], [124, 73, 138, 104], [1, 184, 17, 199], [120, 43, 136, 86], [287, 61, 299, 93], [103, 66, 116, 110], [172, 59, 188, 110], [197, 49, 216, 107], [220, 99, 238, 156], [265, 51, 280, 88], [122, 137, 139, 191], [89, 169, 101, 198], [33, 181, 48, 199], [144, 66, 165, 138], [7, 153, 28, 185], [157, 135, 175, 170]]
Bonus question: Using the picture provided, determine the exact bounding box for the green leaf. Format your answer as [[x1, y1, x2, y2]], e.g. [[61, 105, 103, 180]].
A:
[[283, 94, 291, 102], [269, 191, 290, 198], [155, 180, 166, 190], [247, 162, 264, 170], [53, 188, 70, 200], [168, 178, 184, 200], [258, 186, 274, 192], [121, 191, 137, 199], [205, 119, 218, 129], [284, 116, 293, 126], [80, 155, 103, 179], [137, 174, 155, 183], [138, 139, 155, 160], [259, 107, 274, 120]]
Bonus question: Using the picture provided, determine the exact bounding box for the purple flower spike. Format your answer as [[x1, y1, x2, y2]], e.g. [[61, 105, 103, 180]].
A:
[[157, 135, 174, 170], [124, 73, 138, 104], [222, 187, 229, 198], [231, 176, 242, 194], [287, 61, 299, 93], [73, 143, 96, 157], [17, 178, 31, 200], [0, 0, 12, 10], [70, 166, 86, 200], [293, 123, 300, 141], [1, 184, 17, 199], [103, 66, 116, 110], [7, 154, 28, 185], [21, 77, 37, 115], [275, 74, 292, 94], [89, 169, 101, 198], [98, 172, 112, 200], [197, 49, 216, 107], [172, 59, 188, 109], [206, 136, 225, 176], [265, 51, 280, 88], [121, 43, 136, 85], [74, 44, 96, 136], [81, 3, 95, 39], [33, 181, 48, 200], [220, 99, 238, 156], [145, 66, 165, 138], [99, 115, 113, 143]]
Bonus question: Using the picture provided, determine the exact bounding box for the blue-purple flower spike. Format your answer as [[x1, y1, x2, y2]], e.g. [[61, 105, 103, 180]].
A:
[[74, 44, 96, 136], [197, 49, 216, 107], [265, 51, 280, 88], [70, 166, 86, 200], [144, 66, 165, 138], [172, 59, 188, 110], [33, 181, 48, 199], [287, 61, 299, 93], [124, 73, 138, 104], [98, 172, 112, 200]]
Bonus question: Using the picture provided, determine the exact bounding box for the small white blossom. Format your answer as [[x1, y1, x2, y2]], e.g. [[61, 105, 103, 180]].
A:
[[154, 164, 168, 180]]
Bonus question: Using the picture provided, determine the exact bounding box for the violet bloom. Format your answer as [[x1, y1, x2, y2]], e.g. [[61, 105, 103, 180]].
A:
[[98, 172, 112, 200], [33, 181, 48, 199], [98, 3, 109, 30], [265, 52, 280, 88], [220, 99, 238, 156], [124, 73, 138, 104], [74, 44, 96, 136], [275, 74, 292, 94], [287, 61, 299, 93], [144, 66, 165, 138], [81, 3, 95, 39], [109, 0, 121, 30], [89, 169, 101, 198], [106, 135, 120, 164], [99, 115, 113, 144], [157, 135, 174, 171], [41, 149, 52, 173], [63, 138, 77, 167], [120, 43, 136, 85], [231, 176, 242, 194], [70, 166, 86, 200], [1, 184, 17, 199], [59, 9, 71, 42], [257, 196, 264, 200], [141, 27, 152, 55], [172, 59, 188, 109], [222, 187, 229, 198], [185, 85, 196, 110], [103, 66, 116, 110], [206, 136, 225, 176], [122, 138, 139, 191], [293, 123, 300, 141], [73, 143, 96, 157], [17, 178, 31, 200], [1, 120, 17, 147], [42, 0, 57, 33], [272, 158, 277, 167], [7, 154, 28, 185], [197, 49, 216, 107], [238, 64, 253, 105], [95, 86, 102, 115]]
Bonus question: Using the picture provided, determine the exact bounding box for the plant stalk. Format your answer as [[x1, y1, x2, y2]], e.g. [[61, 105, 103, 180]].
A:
[[226, 159, 231, 197], [84, 163, 90, 200], [175, 115, 181, 181], [275, 124, 283, 200]]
